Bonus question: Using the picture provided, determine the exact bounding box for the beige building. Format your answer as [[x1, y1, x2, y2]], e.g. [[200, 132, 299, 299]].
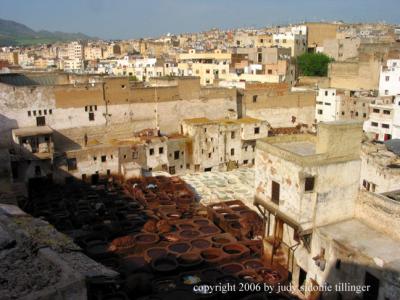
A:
[[306, 22, 340, 50], [315, 88, 373, 123], [177, 49, 231, 85], [322, 38, 361, 61], [254, 121, 400, 299], [181, 117, 269, 172], [239, 82, 316, 128], [360, 141, 400, 194]]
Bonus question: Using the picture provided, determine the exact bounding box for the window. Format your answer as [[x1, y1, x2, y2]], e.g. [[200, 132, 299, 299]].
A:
[[82, 174, 87, 181], [336, 259, 341, 270], [373, 108, 380, 113], [174, 150, 180, 160], [93, 156, 97, 161], [268, 69, 272, 74], [243, 160, 248, 164], [355, 112, 359, 116], [85, 106, 88, 112], [363, 113, 367, 118], [159, 147, 164, 154], [34, 166, 41, 176], [385, 76, 390, 81], [208, 153, 211, 158], [254, 127, 260, 134], [36, 116, 46, 126], [89, 112, 95, 121], [49, 109, 52, 114], [231, 148, 235, 156], [33, 110, 37, 116], [44, 109, 47, 115], [305, 177, 315, 192], [67, 158, 77, 171], [325, 91, 328, 96], [317, 109, 323, 115], [28, 111, 31, 117], [253, 95, 258, 103], [371, 122, 378, 127], [324, 102, 331, 106], [132, 151, 138, 159], [169, 166, 176, 175], [149, 148, 154, 155], [383, 110, 391, 115], [382, 124, 390, 129], [204, 128, 207, 133], [94, 105, 97, 111], [342, 111, 345, 116], [271, 181, 280, 205], [231, 131, 235, 139], [38, 110, 42, 116], [101, 155, 106, 162], [385, 90, 389, 95], [206, 69, 210, 74]]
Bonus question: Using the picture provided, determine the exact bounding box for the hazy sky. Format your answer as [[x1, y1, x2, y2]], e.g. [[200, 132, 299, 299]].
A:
[[0, 0, 399, 39]]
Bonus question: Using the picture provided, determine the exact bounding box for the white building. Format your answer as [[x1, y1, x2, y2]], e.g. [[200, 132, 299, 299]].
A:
[[61, 58, 83, 73], [272, 31, 307, 57], [379, 59, 400, 96], [316, 88, 372, 123], [315, 88, 339, 122], [67, 41, 83, 60], [364, 96, 400, 141]]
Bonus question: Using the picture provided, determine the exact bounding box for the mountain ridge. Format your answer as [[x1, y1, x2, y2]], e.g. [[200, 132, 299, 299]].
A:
[[0, 18, 97, 46]]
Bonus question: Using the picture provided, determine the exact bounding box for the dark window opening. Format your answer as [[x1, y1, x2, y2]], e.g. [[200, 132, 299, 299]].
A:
[[169, 166, 176, 175], [174, 150, 180, 160], [254, 127, 260, 134], [36, 116, 46, 126], [34, 166, 41, 176], [305, 177, 315, 192], [364, 272, 379, 300], [271, 181, 280, 205], [67, 158, 77, 171], [335, 259, 341, 269], [101, 155, 106, 162], [298, 268, 307, 294], [159, 147, 164, 154], [149, 148, 154, 155], [89, 112, 95, 121]]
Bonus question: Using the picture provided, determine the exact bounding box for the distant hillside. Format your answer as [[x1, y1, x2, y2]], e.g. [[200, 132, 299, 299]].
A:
[[0, 18, 97, 46]]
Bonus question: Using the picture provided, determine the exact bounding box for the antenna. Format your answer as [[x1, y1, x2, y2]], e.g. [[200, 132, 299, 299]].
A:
[[154, 87, 160, 135]]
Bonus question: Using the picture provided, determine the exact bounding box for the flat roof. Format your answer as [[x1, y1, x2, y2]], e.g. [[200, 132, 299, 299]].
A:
[[318, 219, 400, 271], [12, 126, 53, 137], [276, 141, 316, 156], [182, 117, 213, 125]]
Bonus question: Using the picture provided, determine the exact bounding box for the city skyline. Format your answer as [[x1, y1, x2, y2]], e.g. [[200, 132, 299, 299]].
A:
[[0, 0, 399, 39]]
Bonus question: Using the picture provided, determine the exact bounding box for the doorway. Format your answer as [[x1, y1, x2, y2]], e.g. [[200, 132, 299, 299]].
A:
[[364, 272, 379, 300]]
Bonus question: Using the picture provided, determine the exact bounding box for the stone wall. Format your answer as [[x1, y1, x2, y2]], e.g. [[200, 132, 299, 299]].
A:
[[356, 190, 400, 240]]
